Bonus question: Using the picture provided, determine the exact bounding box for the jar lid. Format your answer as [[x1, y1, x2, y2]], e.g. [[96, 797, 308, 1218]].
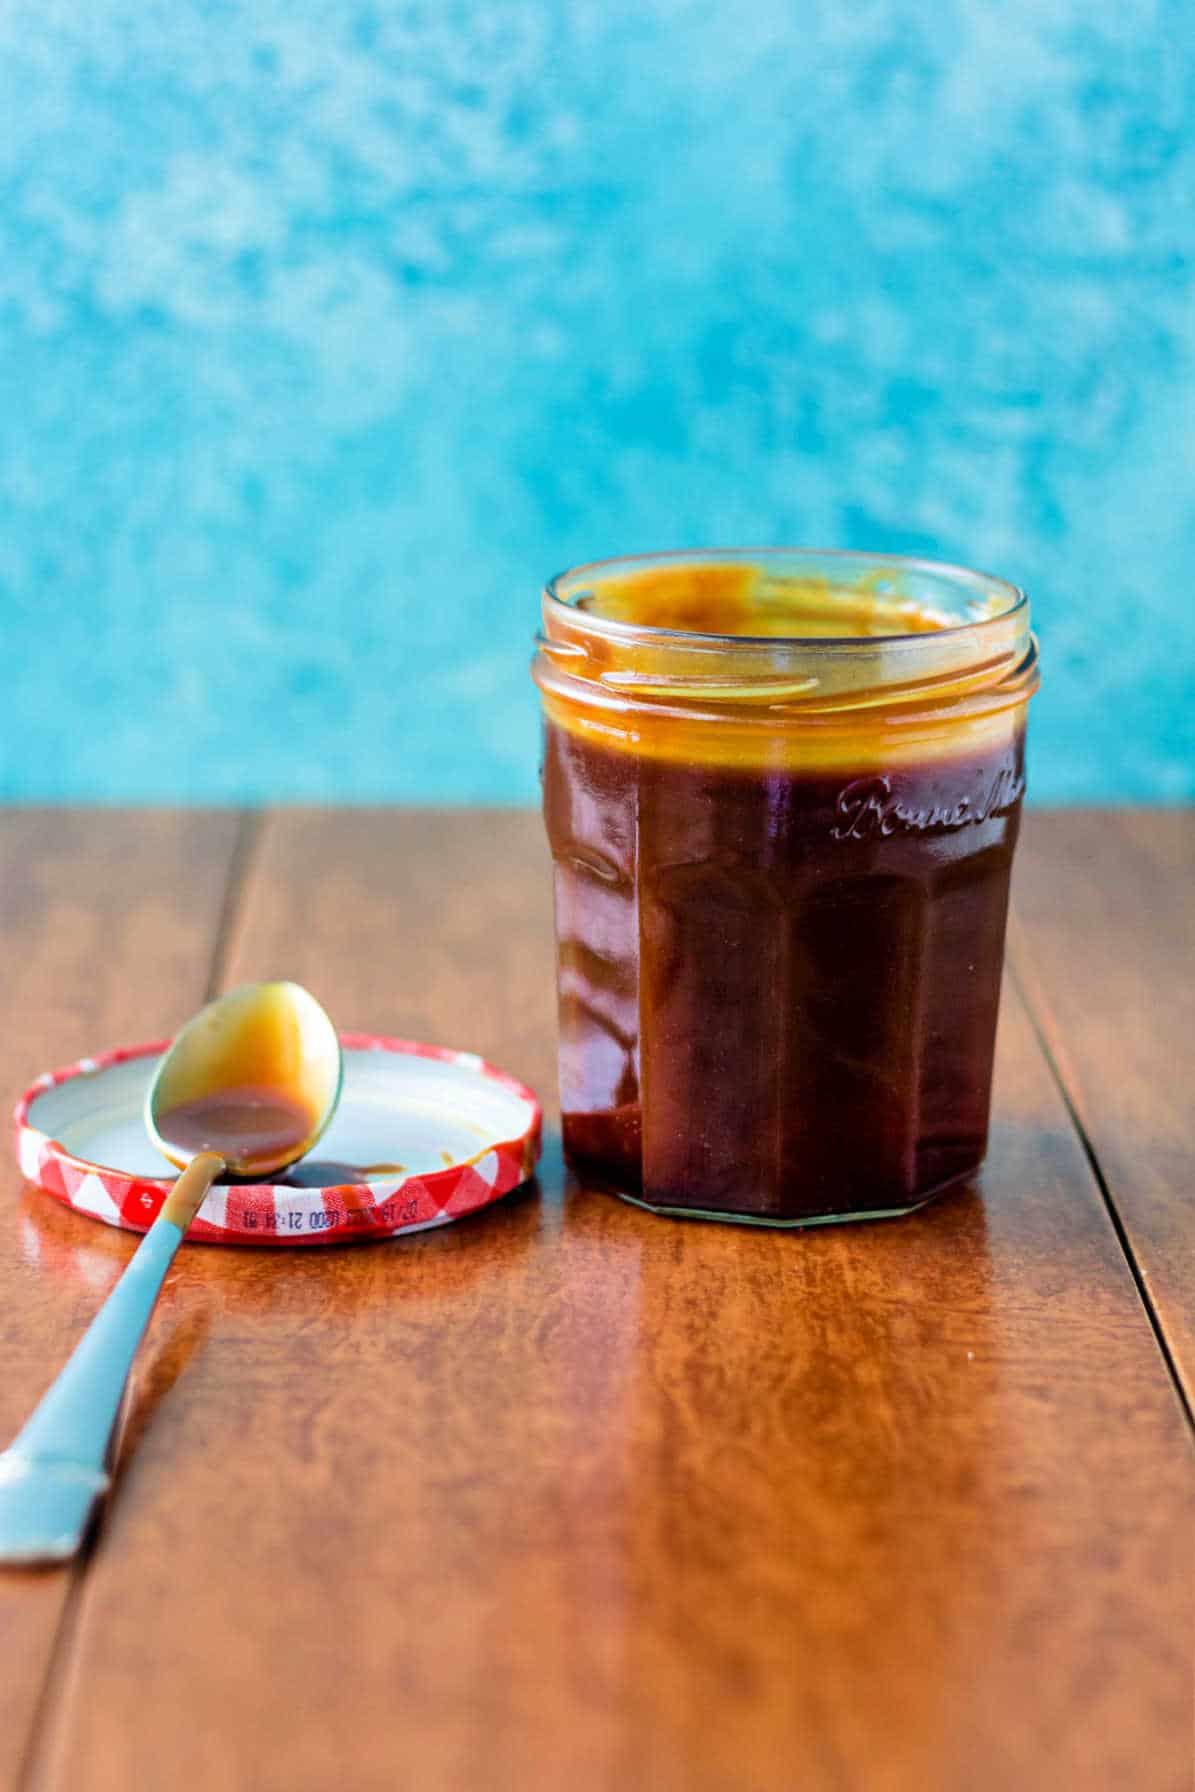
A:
[[14, 1036, 541, 1246]]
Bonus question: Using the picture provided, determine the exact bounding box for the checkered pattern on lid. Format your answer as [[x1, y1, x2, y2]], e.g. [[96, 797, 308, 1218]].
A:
[[14, 1035, 542, 1247]]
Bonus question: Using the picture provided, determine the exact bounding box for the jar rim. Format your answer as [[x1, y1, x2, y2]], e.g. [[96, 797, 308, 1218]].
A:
[[544, 546, 1026, 649]]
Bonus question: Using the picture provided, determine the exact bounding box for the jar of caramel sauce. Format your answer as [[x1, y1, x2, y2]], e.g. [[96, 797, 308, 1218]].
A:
[[533, 550, 1039, 1226]]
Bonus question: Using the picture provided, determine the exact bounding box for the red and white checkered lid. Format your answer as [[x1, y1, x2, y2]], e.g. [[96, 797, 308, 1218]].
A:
[[14, 1035, 542, 1247]]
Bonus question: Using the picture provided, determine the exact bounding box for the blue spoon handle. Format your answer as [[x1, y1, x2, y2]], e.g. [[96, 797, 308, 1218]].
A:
[[0, 1153, 220, 1564]]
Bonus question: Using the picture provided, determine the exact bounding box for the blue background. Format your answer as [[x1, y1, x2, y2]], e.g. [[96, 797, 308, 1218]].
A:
[[1, 0, 1192, 802]]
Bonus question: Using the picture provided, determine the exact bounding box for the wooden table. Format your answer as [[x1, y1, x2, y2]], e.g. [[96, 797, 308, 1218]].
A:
[[0, 808, 1191, 1792]]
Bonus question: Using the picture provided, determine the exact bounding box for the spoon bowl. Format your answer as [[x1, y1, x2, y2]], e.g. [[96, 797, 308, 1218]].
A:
[[146, 980, 343, 1180]]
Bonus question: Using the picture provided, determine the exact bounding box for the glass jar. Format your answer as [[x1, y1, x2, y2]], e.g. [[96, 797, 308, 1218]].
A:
[[533, 549, 1039, 1227]]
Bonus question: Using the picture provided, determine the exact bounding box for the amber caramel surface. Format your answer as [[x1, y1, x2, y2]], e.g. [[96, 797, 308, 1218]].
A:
[[541, 560, 1030, 772], [580, 560, 951, 637]]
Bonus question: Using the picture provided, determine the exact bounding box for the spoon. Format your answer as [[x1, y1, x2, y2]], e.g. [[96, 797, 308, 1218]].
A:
[[0, 981, 342, 1564]]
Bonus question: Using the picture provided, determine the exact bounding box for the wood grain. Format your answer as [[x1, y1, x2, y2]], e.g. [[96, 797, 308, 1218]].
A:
[[26, 809, 1193, 1792], [1010, 809, 1195, 1408], [0, 809, 245, 1788]]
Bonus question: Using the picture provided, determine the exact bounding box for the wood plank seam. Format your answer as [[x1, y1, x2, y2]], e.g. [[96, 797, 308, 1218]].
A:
[[1008, 811, 1195, 1419], [203, 810, 265, 1002], [14, 809, 261, 1792], [14, 1555, 90, 1792], [1006, 935, 1195, 1440]]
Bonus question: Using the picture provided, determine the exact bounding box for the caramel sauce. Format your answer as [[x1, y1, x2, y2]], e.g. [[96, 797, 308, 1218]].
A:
[[539, 559, 1034, 1222], [156, 1086, 318, 1179], [280, 1160, 407, 1188], [539, 561, 1029, 775], [580, 561, 949, 637]]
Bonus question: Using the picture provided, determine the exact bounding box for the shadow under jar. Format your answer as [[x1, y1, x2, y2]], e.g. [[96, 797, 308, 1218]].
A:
[[533, 550, 1040, 1227]]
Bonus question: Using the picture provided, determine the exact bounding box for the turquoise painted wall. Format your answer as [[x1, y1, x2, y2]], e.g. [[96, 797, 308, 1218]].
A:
[[2, 0, 1192, 802]]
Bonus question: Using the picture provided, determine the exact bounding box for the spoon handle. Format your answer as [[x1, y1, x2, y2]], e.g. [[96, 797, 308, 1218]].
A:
[[0, 1154, 222, 1565]]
